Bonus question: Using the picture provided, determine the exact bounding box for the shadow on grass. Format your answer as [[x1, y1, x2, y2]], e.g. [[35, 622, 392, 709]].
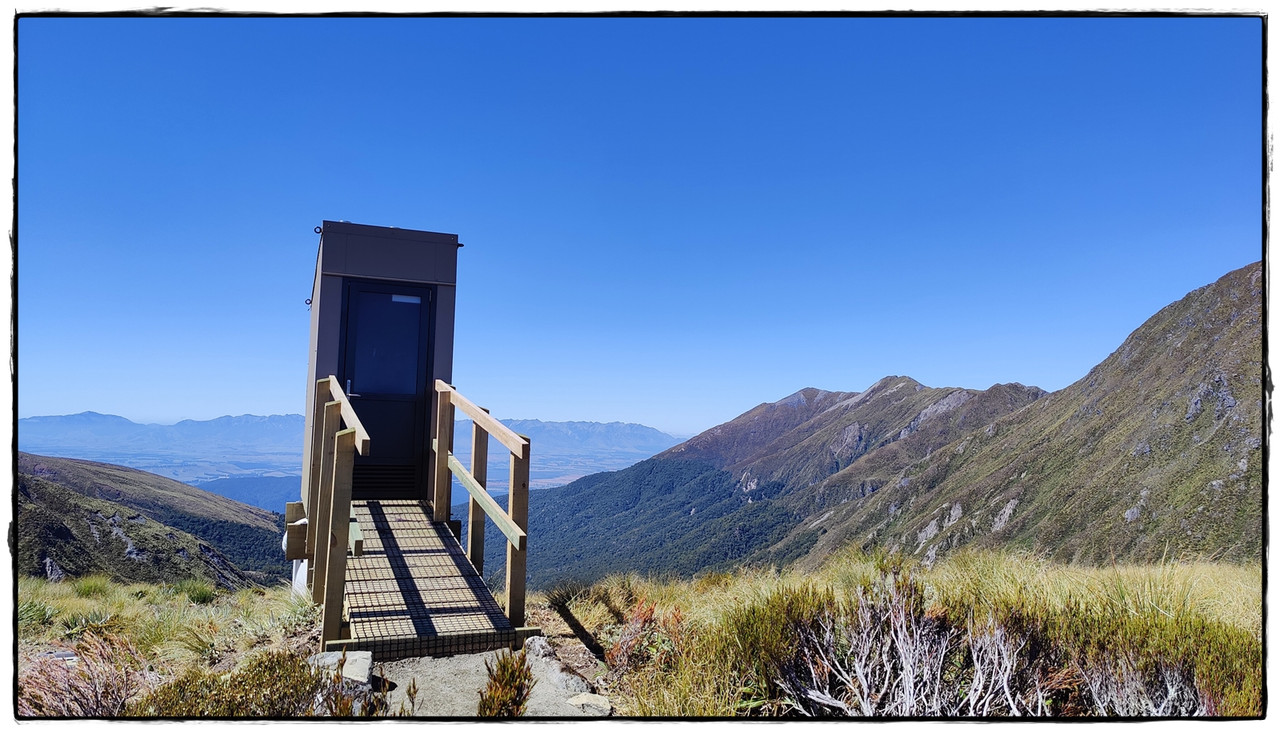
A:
[[551, 605, 607, 663]]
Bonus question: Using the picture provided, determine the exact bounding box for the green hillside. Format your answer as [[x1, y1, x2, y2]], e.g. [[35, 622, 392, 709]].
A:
[[515, 380, 1045, 588], [514, 262, 1262, 589], [17, 453, 288, 586], [785, 261, 1264, 567]]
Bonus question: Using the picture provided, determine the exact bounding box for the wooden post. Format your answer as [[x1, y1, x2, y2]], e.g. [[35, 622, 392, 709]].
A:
[[505, 438, 530, 628], [311, 401, 341, 604], [320, 428, 357, 650], [433, 384, 455, 522], [304, 379, 332, 565], [467, 410, 489, 574]]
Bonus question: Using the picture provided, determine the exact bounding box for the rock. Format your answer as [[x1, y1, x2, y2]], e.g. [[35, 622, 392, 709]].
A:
[[43, 557, 65, 582], [566, 692, 612, 716], [1185, 396, 1203, 422], [523, 637, 590, 693], [308, 651, 373, 685], [38, 650, 77, 666], [992, 498, 1018, 532], [916, 518, 939, 547]]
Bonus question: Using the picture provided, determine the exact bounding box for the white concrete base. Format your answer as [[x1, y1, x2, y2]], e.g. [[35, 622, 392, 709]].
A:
[[291, 557, 309, 597]]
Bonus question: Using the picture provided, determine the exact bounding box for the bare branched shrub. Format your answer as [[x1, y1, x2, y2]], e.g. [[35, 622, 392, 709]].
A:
[[771, 568, 963, 717], [18, 633, 155, 717], [1075, 654, 1205, 717], [769, 563, 1065, 717]]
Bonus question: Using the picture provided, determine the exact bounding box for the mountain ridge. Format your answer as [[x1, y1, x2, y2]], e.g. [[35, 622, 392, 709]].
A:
[[515, 261, 1262, 589], [780, 260, 1264, 567]]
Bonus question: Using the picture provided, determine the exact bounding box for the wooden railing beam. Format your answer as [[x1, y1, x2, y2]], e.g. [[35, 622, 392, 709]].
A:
[[430, 381, 533, 632], [467, 411, 489, 574], [304, 379, 333, 567], [432, 393, 455, 522], [505, 439, 530, 629], [448, 454, 526, 552], [325, 376, 371, 455], [320, 428, 357, 649], [436, 380, 528, 456], [310, 400, 342, 605]]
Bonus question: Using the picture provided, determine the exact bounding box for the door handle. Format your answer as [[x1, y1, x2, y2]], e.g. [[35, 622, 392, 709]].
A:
[[346, 379, 361, 398]]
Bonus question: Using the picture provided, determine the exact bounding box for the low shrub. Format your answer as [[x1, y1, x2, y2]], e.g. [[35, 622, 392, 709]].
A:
[[129, 649, 389, 717], [18, 600, 58, 629], [477, 649, 536, 717], [17, 633, 154, 717], [60, 609, 118, 640]]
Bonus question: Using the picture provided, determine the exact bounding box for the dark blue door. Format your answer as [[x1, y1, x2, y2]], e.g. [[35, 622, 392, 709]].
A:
[[339, 281, 433, 499]]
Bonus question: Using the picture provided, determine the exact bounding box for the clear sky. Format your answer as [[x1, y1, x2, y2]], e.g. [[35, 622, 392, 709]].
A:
[[16, 15, 1263, 436]]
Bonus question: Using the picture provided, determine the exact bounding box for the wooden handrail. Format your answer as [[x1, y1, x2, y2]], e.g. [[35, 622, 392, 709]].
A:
[[437, 381, 528, 456], [299, 377, 369, 651], [444, 450, 527, 551], [432, 379, 531, 629], [324, 376, 371, 455]]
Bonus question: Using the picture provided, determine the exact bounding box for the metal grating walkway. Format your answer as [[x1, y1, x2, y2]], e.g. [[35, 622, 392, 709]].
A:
[[342, 499, 515, 661]]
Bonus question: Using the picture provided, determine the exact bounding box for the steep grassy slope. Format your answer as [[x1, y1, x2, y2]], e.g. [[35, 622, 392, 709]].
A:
[[17, 475, 254, 588], [17, 453, 287, 585], [780, 261, 1264, 567]]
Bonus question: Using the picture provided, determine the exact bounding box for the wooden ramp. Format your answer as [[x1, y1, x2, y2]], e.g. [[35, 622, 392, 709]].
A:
[[340, 499, 515, 661]]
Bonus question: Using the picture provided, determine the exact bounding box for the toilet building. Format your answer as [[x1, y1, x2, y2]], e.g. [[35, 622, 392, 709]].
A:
[[303, 220, 460, 501]]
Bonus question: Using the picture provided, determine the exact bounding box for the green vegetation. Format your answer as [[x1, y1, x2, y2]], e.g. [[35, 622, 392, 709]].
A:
[[72, 575, 112, 598], [555, 548, 1261, 717], [145, 511, 288, 577], [476, 649, 536, 717], [17, 575, 311, 661], [17, 454, 287, 587], [15, 575, 422, 718], [172, 578, 217, 605], [505, 459, 797, 589]]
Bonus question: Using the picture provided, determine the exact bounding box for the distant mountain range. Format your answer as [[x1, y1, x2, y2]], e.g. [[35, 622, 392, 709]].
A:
[[17, 413, 304, 485], [514, 262, 1264, 589], [16, 453, 287, 587], [453, 419, 682, 490], [18, 411, 681, 507]]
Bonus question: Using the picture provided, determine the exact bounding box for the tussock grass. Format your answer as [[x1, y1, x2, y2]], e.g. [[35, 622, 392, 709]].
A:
[[172, 578, 217, 605], [71, 574, 112, 598], [562, 548, 1261, 718]]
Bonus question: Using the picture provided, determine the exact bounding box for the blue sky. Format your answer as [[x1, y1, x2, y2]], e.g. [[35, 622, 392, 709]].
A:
[[16, 15, 1263, 436]]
